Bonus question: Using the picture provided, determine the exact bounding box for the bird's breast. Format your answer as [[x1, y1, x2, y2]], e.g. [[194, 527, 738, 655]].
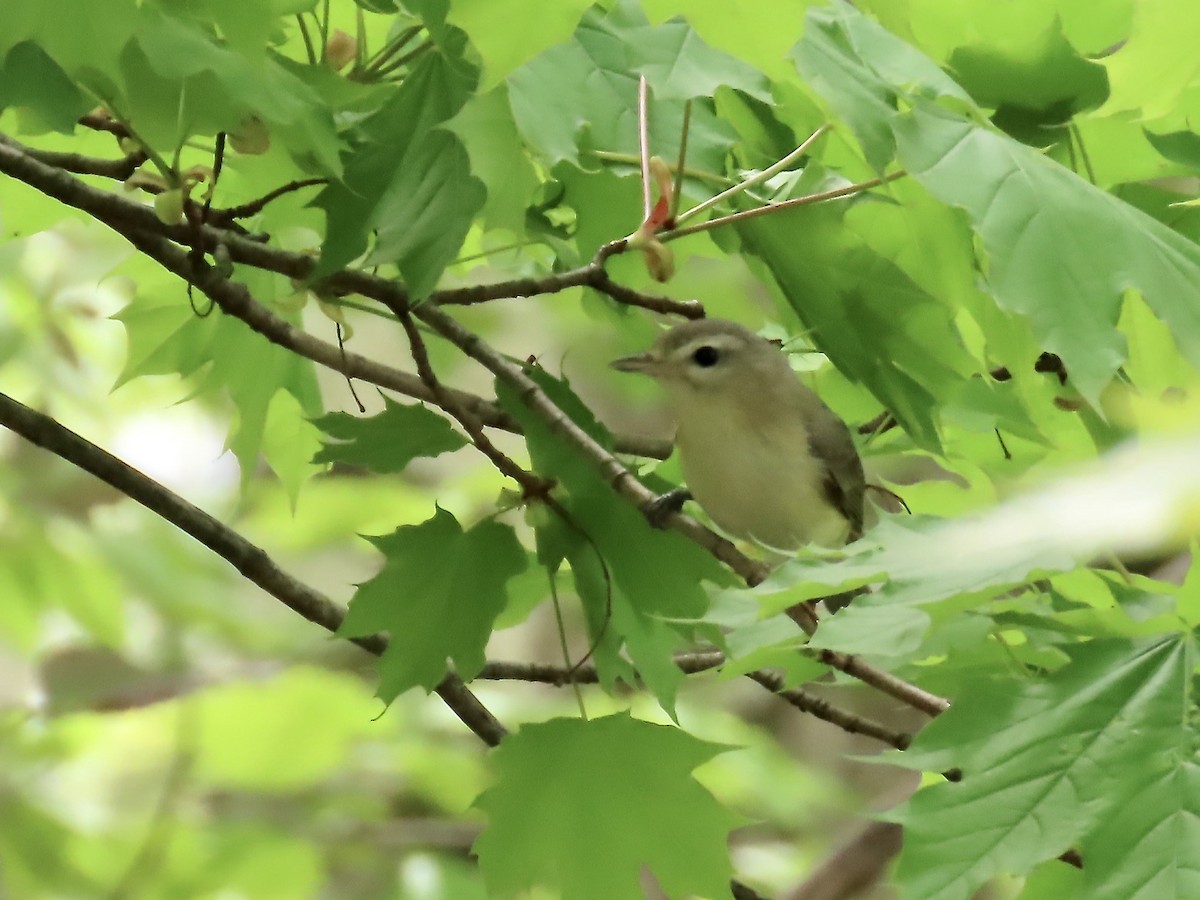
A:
[[675, 411, 849, 549]]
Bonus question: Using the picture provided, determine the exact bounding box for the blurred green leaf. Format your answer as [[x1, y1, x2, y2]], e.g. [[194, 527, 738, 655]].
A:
[[0, 42, 89, 133], [446, 0, 591, 91], [895, 636, 1199, 900], [474, 713, 740, 900], [444, 86, 540, 233], [194, 667, 380, 790]]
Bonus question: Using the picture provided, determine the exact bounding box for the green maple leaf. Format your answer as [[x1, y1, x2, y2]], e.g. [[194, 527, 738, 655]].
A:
[[312, 397, 466, 473], [894, 634, 1199, 900], [339, 508, 527, 701], [473, 713, 740, 900], [495, 366, 730, 714]]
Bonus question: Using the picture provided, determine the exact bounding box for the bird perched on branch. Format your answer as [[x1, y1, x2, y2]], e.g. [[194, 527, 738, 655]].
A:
[[611, 318, 865, 557]]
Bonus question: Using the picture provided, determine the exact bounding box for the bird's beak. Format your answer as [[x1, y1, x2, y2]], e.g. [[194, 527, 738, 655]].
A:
[[610, 351, 658, 374]]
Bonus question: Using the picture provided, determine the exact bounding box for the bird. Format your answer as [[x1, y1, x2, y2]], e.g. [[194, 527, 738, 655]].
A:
[[611, 318, 865, 556]]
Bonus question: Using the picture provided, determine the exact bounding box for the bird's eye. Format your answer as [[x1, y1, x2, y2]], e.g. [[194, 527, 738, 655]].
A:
[[692, 345, 720, 367]]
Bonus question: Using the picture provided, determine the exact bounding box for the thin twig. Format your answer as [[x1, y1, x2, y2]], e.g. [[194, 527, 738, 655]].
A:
[[360, 24, 422, 77], [208, 177, 327, 224], [480, 654, 913, 749], [745, 670, 912, 750], [374, 41, 433, 79], [674, 125, 830, 227], [665, 170, 908, 243], [0, 134, 145, 180], [0, 389, 508, 747], [638, 75, 652, 221], [670, 99, 691, 221], [397, 310, 551, 496], [296, 14, 317, 64]]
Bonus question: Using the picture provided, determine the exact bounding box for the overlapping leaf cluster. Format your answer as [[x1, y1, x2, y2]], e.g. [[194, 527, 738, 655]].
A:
[[4, 0, 1200, 898]]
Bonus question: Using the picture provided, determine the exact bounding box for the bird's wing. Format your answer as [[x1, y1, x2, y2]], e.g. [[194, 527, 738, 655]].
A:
[[807, 406, 866, 541]]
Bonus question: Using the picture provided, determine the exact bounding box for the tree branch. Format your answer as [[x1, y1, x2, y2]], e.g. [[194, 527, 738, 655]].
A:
[[1, 131, 701, 319], [0, 133, 145, 180], [0, 390, 507, 748], [480, 655, 914, 750]]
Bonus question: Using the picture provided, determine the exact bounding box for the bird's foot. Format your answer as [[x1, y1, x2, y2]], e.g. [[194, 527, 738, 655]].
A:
[[641, 487, 693, 529]]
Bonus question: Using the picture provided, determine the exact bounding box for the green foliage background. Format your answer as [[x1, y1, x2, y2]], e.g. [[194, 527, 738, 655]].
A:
[[1, 0, 1199, 898]]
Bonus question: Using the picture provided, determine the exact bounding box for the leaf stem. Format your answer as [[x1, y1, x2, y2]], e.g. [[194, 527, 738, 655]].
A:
[[549, 574, 588, 719]]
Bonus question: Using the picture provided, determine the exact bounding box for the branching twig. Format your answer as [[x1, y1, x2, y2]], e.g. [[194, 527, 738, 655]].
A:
[[746, 670, 912, 750], [0, 134, 703, 320], [665, 170, 908, 243], [397, 311, 552, 498], [674, 125, 830, 227], [0, 133, 145, 180], [207, 177, 328, 225], [0, 390, 508, 748], [481, 655, 913, 750]]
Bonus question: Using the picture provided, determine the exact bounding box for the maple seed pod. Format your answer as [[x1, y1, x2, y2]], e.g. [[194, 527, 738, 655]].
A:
[[123, 170, 167, 193], [641, 238, 675, 283], [154, 188, 185, 225], [229, 117, 270, 155], [325, 29, 357, 71], [183, 165, 212, 188], [649, 155, 673, 203], [316, 297, 353, 340], [277, 290, 310, 314], [523, 499, 553, 531]]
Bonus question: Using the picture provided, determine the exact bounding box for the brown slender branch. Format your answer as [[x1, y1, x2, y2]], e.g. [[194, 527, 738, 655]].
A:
[[0, 133, 145, 180], [397, 310, 553, 498], [480, 652, 913, 751], [0, 390, 507, 748], [79, 111, 131, 138], [813, 648, 950, 717], [207, 177, 329, 225], [745, 670, 912, 750]]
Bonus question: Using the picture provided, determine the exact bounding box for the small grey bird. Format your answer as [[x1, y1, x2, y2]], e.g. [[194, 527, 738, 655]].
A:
[[611, 318, 865, 552]]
